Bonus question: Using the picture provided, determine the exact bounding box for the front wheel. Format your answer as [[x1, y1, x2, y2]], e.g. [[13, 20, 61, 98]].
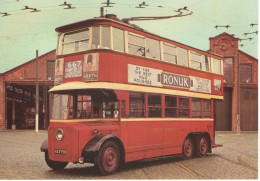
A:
[[94, 141, 121, 175], [45, 152, 68, 170], [182, 137, 194, 159]]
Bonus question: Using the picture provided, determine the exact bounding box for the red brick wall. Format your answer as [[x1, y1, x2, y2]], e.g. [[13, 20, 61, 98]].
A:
[[4, 50, 56, 81], [0, 75, 5, 130], [239, 52, 258, 83], [0, 50, 55, 130]]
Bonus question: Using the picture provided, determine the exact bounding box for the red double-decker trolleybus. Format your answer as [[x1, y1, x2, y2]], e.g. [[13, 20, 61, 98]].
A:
[[40, 14, 223, 175]]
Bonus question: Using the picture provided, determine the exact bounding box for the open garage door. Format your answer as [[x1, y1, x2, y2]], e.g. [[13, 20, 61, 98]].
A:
[[5, 84, 51, 130]]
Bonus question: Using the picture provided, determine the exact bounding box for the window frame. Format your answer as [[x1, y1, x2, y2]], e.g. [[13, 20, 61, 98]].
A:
[[147, 93, 162, 118], [62, 28, 90, 55], [163, 42, 178, 64], [165, 95, 178, 118]]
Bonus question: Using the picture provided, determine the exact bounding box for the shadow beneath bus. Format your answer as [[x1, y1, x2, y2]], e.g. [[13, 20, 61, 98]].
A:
[[123, 154, 184, 171], [46, 164, 100, 178], [47, 154, 212, 177]]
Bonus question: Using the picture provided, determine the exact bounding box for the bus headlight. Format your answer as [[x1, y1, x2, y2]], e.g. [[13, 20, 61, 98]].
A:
[[56, 129, 64, 141]]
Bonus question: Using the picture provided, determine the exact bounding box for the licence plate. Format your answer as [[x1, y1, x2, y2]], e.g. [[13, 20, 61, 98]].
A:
[[54, 149, 67, 155]]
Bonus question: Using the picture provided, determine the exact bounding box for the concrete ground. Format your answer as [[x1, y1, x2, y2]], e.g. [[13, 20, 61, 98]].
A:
[[0, 130, 257, 179]]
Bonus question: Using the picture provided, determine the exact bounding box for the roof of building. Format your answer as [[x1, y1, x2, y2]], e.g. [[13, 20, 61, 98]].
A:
[[2, 50, 56, 75], [238, 50, 258, 62], [209, 32, 240, 41]]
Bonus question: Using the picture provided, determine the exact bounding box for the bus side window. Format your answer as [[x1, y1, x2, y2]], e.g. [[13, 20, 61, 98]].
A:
[[121, 100, 126, 118]]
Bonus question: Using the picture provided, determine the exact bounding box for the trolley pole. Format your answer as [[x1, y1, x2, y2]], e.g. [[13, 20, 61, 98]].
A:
[[35, 50, 39, 133]]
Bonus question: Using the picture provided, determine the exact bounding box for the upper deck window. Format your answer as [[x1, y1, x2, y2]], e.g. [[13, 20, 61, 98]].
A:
[[202, 55, 211, 72], [177, 47, 189, 67], [113, 27, 124, 52], [146, 38, 160, 59], [212, 58, 221, 74], [57, 25, 222, 75], [101, 26, 111, 49], [163, 43, 177, 64], [92, 26, 100, 49], [190, 51, 202, 70], [128, 32, 146, 56], [62, 28, 89, 54]]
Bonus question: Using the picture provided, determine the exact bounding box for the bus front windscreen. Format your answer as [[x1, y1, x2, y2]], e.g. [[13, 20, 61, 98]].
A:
[[52, 91, 119, 120]]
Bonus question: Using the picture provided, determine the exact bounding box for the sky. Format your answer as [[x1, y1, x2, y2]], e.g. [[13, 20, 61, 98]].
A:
[[0, 0, 258, 73]]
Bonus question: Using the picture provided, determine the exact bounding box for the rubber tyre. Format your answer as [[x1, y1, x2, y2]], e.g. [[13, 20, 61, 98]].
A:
[[182, 137, 194, 159], [45, 152, 68, 170], [197, 136, 209, 157], [94, 141, 121, 175]]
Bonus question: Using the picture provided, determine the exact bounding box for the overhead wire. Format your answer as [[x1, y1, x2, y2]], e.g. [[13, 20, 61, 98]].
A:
[[0, 1, 257, 49]]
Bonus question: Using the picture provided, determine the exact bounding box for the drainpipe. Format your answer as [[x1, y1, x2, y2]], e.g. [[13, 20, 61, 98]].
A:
[[237, 53, 241, 132]]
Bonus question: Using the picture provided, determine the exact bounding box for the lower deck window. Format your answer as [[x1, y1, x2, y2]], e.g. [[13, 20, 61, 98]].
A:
[[148, 95, 162, 117], [179, 97, 190, 118], [203, 100, 211, 118], [192, 98, 201, 118], [129, 92, 145, 117], [103, 102, 119, 118], [165, 96, 177, 117]]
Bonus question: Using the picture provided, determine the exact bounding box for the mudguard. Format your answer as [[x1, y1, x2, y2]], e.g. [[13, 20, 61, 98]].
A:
[[82, 134, 124, 160], [40, 137, 48, 152]]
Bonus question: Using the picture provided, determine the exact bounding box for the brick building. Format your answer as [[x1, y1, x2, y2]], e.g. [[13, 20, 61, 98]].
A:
[[0, 50, 55, 130], [209, 32, 258, 131]]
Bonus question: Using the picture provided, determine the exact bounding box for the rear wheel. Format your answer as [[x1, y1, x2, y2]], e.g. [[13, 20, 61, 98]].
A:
[[45, 152, 68, 170], [94, 141, 121, 175], [197, 136, 209, 157], [182, 137, 194, 159]]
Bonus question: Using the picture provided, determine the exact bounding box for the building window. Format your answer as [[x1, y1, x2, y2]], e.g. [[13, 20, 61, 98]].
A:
[[165, 96, 177, 117], [47, 60, 55, 80], [148, 94, 162, 117], [163, 43, 177, 64], [179, 97, 190, 117], [223, 57, 234, 82], [129, 92, 145, 117], [113, 27, 125, 52], [212, 58, 221, 74], [240, 64, 252, 83], [203, 99, 211, 118], [192, 98, 201, 118]]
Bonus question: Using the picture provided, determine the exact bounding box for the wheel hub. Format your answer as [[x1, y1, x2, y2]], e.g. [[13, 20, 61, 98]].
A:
[[104, 148, 116, 167]]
